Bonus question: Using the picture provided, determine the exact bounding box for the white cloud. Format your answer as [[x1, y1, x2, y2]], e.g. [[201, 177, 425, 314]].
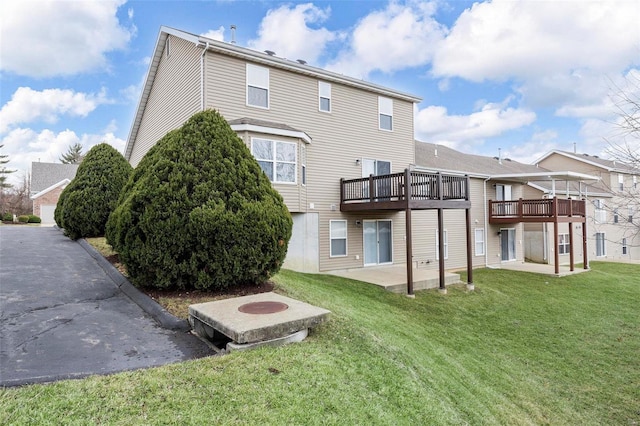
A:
[[415, 98, 536, 147], [248, 3, 337, 64], [0, 87, 109, 134], [432, 0, 640, 82], [1, 127, 125, 186], [202, 26, 225, 41], [503, 130, 563, 164], [327, 1, 445, 78], [0, 0, 133, 77]]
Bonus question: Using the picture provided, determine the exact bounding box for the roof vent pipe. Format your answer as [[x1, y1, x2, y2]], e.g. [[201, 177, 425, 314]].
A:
[[498, 148, 502, 165], [265, 50, 276, 56], [434, 147, 438, 157], [230, 25, 236, 44], [573, 142, 576, 153]]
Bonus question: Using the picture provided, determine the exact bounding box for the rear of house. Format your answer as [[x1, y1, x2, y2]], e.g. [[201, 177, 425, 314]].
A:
[[125, 27, 419, 275]]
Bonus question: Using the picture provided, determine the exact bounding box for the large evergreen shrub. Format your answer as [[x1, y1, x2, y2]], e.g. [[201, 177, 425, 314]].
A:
[[56, 143, 132, 239], [106, 110, 292, 290]]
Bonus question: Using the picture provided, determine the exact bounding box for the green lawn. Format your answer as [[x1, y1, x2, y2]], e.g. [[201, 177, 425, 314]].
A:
[[1, 262, 639, 425]]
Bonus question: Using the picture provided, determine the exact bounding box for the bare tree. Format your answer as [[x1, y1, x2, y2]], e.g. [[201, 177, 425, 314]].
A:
[[606, 71, 640, 168], [0, 172, 31, 216]]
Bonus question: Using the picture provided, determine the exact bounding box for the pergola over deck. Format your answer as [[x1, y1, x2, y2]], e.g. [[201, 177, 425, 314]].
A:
[[340, 169, 472, 295], [488, 170, 600, 275]]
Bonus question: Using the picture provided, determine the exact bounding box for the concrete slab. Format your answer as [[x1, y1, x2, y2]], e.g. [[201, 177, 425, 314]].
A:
[[326, 264, 461, 293], [189, 292, 330, 345], [497, 261, 590, 277]]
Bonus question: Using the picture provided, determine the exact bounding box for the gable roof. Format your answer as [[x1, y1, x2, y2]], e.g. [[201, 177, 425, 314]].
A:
[[535, 150, 639, 174], [415, 141, 542, 176], [30, 178, 71, 200], [415, 141, 599, 184], [31, 162, 78, 193], [125, 26, 422, 160]]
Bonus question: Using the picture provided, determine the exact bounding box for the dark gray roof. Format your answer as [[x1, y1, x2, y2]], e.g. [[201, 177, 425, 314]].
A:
[[415, 141, 543, 175], [227, 117, 303, 133], [31, 162, 79, 193]]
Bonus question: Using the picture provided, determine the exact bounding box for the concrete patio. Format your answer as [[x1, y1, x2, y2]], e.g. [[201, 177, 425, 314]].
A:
[[495, 261, 590, 277], [326, 265, 461, 293]]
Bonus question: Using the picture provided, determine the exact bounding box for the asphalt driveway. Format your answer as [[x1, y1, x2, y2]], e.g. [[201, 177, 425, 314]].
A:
[[0, 226, 210, 387]]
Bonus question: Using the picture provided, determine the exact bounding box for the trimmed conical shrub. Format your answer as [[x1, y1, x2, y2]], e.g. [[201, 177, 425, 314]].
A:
[[106, 109, 292, 290], [55, 143, 132, 239]]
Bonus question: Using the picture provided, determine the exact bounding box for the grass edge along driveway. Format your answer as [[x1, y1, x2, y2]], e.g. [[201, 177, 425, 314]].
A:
[[1, 262, 639, 425]]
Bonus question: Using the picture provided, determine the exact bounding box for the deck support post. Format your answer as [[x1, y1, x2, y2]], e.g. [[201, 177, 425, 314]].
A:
[[437, 208, 445, 291], [465, 205, 474, 290], [553, 197, 560, 275], [569, 222, 575, 272], [405, 169, 414, 296], [582, 217, 589, 270]]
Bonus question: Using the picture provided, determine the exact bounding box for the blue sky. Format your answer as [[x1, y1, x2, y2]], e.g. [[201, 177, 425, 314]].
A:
[[1, 0, 639, 185]]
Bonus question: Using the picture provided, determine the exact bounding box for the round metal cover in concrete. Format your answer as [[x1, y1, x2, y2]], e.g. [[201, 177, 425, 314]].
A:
[[238, 301, 289, 314]]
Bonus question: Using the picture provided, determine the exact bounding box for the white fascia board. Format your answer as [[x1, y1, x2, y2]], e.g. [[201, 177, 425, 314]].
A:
[[230, 123, 312, 144], [30, 179, 70, 200], [490, 171, 600, 183], [412, 164, 489, 179]]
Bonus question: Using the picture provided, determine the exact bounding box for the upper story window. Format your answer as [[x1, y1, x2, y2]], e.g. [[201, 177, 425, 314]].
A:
[[618, 173, 624, 191], [378, 96, 393, 131], [246, 64, 269, 108], [629, 204, 635, 223], [614, 208, 619, 223], [318, 81, 331, 113], [594, 199, 606, 223], [251, 138, 296, 184], [634, 175, 638, 189]]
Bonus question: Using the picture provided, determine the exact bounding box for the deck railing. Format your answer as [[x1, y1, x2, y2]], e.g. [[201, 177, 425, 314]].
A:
[[489, 197, 586, 220], [341, 170, 468, 204]]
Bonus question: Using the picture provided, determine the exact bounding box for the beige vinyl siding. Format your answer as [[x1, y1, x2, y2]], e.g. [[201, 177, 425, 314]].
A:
[[204, 52, 415, 271], [410, 178, 486, 271], [538, 154, 608, 180], [129, 35, 201, 166]]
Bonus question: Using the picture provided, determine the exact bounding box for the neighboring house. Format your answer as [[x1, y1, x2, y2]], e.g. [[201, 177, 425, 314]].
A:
[[414, 142, 599, 273], [30, 162, 79, 224], [535, 150, 640, 261]]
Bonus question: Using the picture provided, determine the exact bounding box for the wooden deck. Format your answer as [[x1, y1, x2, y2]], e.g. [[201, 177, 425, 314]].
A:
[[489, 198, 586, 224], [340, 169, 471, 211]]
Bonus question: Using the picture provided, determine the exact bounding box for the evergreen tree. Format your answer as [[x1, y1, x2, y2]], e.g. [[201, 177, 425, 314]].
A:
[[0, 144, 15, 189], [55, 143, 132, 239], [106, 109, 292, 290], [59, 143, 84, 164]]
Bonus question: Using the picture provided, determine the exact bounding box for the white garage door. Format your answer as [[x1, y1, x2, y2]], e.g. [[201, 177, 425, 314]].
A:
[[40, 205, 56, 225]]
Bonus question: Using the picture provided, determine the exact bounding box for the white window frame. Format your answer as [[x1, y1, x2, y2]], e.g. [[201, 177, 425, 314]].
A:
[[622, 238, 628, 255], [629, 204, 635, 223], [558, 233, 570, 255], [634, 175, 637, 189], [318, 81, 331, 113], [246, 64, 269, 109], [300, 144, 307, 186], [496, 184, 512, 201], [613, 208, 619, 224], [594, 199, 606, 223], [435, 229, 449, 260], [474, 228, 485, 256], [595, 232, 606, 257], [250, 138, 297, 184], [618, 173, 624, 191], [378, 96, 393, 131], [330, 220, 347, 257]]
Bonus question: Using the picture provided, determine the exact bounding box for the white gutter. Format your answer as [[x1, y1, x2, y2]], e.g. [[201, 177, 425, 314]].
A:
[[200, 41, 209, 111]]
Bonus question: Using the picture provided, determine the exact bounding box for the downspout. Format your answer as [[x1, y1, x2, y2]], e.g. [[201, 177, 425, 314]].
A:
[[483, 176, 491, 267], [200, 42, 210, 111]]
